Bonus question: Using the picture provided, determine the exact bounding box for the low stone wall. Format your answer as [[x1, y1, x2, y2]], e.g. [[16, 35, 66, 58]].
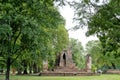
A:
[[106, 69, 120, 74], [39, 72, 99, 76]]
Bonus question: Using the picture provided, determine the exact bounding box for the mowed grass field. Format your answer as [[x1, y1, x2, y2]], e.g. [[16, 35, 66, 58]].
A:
[[0, 74, 120, 80]]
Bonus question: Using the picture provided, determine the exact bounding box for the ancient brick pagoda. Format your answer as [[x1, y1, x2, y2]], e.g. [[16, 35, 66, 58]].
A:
[[54, 48, 79, 72], [41, 48, 93, 76]]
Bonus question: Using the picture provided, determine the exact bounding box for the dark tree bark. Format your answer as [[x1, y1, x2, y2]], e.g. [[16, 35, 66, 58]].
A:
[[112, 63, 116, 69], [29, 64, 32, 74], [0, 67, 4, 74], [38, 67, 41, 72], [55, 54, 60, 67], [17, 68, 22, 75], [23, 61, 28, 74], [6, 57, 11, 80], [33, 63, 38, 73]]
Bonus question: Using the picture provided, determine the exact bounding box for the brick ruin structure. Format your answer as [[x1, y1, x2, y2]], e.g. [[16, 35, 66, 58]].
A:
[[86, 54, 92, 72], [43, 47, 92, 72], [54, 48, 78, 72], [56, 48, 75, 67], [43, 48, 77, 72]]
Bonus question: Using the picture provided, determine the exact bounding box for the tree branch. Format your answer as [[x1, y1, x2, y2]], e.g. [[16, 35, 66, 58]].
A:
[[10, 48, 22, 64], [12, 27, 21, 52]]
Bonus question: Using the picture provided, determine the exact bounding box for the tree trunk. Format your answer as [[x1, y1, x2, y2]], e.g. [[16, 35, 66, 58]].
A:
[[29, 64, 32, 74], [55, 54, 60, 67], [33, 63, 38, 73], [6, 57, 11, 80], [112, 63, 116, 69], [38, 67, 41, 72], [17, 68, 22, 75], [0, 67, 4, 74], [23, 68, 28, 74], [23, 61, 28, 74]]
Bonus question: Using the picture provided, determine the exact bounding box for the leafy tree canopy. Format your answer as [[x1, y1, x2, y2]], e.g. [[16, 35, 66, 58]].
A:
[[69, 38, 85, 69], [72, 0, 120, 52], [72, 0, 120, 69], [0, 0, 69, 80]]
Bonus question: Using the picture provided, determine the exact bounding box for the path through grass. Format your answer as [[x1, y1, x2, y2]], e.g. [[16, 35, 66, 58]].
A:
[[0, 74, 120, 80]]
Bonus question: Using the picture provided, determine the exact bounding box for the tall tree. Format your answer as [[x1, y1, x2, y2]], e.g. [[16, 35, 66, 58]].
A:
[[73, 0, 120, 68], [86, 0, 120, 68], [86, 40, 104, 68], [0, 0, 65, 80], [44, 24, 69, 70], [69, 38, 85, 69]]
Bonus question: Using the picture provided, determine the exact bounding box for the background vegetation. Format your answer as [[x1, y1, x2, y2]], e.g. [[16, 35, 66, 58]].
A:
[[0, 0, 120, 80]]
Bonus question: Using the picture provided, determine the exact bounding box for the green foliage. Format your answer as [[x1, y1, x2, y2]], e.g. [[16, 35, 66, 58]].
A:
[[87, 0, 120, 68], [0, 57, 6, 68], [91, 64, 97, 73], [0, 0, 69, 79], [69, 38, 85, 69], [52, 25, 69, 52], [86, 40, 105, 68], [73, 0, 120, 69], [47, 25, 69, 70]]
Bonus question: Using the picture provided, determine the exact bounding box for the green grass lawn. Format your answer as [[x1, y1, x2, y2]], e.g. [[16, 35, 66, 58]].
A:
[[0, 74, 120, 80]]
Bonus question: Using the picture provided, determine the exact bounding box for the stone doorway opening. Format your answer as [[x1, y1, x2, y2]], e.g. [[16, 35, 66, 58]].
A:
[[63, 53, 66, 67]]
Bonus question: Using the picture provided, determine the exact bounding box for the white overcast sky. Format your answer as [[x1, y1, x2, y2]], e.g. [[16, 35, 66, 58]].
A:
[[59, 3, 98, 47]]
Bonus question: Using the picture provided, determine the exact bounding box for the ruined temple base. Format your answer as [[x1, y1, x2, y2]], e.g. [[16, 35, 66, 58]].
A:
[[40, 49, 95, 76], [39, 72, 99, 76], [39, 67, 99, 76]]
